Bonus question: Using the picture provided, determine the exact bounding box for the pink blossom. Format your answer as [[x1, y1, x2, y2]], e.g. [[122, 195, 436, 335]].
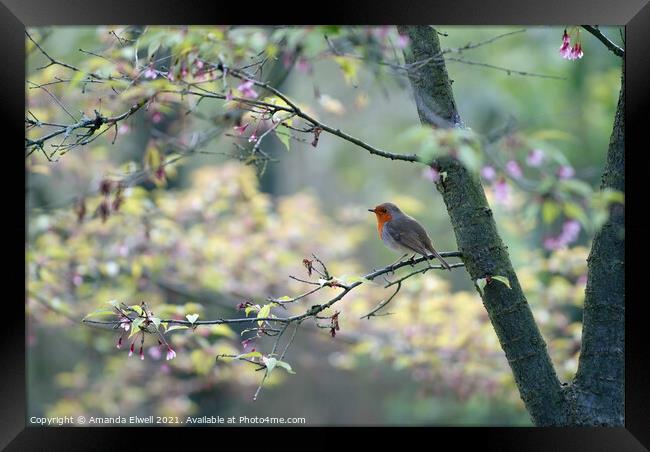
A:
[[139, 345, 144, 360], [248, 132, 258, 143], [506, 160, 523, 179], [237, 80, 258, 99], [569, 43, 584, 60], [283, 52, 295, 69], [148, 346, 162, 360], [166, 346, 176, 361], [543, 220, 581, 250], [493, 178, 511, 205], [128, 342, 134, 357], [120, 317, 130, 331], [143, 66, 157, 79], [167, 71, 175, 82], [396, 34, 410, 49], [526, 149, 545, 167], [72, 274, 83, 286], [241, 338, 255, 352], [116, 337, 123, 349], [151, 111, 163, 124], [559, 30, 572, 59], [155, 166, 166, 181], [373, 26, 390, 40], [562, 220, 581, 243], [423, 166, 440, 183], [296, 58, 312, 74], [117, 124, 130, 135], [480, 165, 496, 181], [543, 237, 559, 250], [225, 90, 234, 101], [557, 165, 575, 179], [562, 29, 570, 45], [233, 123, 249, 135]]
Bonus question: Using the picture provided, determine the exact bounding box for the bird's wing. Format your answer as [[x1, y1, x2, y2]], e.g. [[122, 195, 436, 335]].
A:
[[387, 216, 452, 270], [387, 216, 433, 255]]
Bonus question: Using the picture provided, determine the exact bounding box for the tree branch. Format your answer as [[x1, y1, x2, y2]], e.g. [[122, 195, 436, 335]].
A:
[[397, 25, 464, 128], [83, 251, 463, 329], [581, 26, 624, 58], [26, 98, 149, 157]]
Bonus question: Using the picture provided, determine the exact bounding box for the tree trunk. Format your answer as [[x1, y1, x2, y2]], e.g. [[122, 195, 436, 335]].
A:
[[569, 70, 625, 426], [398, 25, 624, 426]]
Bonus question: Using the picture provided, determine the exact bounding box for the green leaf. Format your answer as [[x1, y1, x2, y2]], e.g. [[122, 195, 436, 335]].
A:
[[563, 201, 588, 225], [147, 40, 161, 60], [209, 324, 235, 338], [128, 317, 144, 338], [475, 277, 488, 295], [129, 305, 144, 316], [186, 313, 199, 324], [542, 200, 560, 224], [245, 304, 260, 317], [151, 317, 161, 329], [491, 275, 511, 289], [529, 129, 575, 142], [558, 179, 592, 197], [457, 145, 481, 172], [83, 308, 116, 319], [166, 325, 189, 333], [276, 296, 293, 302], [262, 356, 277, 374], [275, 130, 291, 151], [257, 304, 271, 326], [276, 360, 296, 374], [600, 188, 624, 205], [333, 56, 359, 85], [69, 70, 87, 88], [144, 146, 161, 172], [234, 351, 262, 360]]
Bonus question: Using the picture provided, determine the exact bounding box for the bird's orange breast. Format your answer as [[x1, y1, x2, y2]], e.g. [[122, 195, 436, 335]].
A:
[[375, 212, 392, 239]]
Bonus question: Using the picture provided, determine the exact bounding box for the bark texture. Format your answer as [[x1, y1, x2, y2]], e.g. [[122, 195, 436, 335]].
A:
[[569, 71, 625, 426], [398, 25, 568, 426], [399, 25, 625, 426]]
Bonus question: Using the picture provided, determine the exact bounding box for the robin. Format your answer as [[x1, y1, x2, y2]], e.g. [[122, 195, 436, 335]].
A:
[[369, 202, 452, 270]]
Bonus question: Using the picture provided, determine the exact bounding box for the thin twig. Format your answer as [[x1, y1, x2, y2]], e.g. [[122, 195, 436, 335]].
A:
[[361, 282, 402, 319], [581, 26, 624, 58]]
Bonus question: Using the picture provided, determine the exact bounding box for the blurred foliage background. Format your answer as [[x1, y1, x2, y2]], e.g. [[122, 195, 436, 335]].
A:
[[26, 25, 623, 426]]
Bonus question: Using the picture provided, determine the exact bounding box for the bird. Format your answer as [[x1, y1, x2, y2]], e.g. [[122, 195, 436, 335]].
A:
[[368, 202, 452, 271]]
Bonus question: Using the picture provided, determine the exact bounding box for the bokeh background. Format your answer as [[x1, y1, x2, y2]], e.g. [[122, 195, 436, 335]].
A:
[[26, 25, 623, 425]]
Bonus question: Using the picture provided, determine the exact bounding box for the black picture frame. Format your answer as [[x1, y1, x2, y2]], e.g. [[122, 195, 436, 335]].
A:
[[3, 0, 648, 449]]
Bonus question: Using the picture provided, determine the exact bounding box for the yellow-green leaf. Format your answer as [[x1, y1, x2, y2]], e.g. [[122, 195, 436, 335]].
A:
[[491, 275, 511, 289]]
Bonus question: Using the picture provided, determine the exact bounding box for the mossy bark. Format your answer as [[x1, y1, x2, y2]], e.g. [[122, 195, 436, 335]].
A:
[[401, 25, 617, 426], [569, 71, 624, 426], [400, 25, 625, 426]]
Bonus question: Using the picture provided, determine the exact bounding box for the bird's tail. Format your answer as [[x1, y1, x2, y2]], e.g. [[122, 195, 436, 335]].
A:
[[428, 248, 452, 271]]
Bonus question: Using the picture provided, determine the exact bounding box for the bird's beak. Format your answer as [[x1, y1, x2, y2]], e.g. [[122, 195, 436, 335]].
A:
[[368, 208, 375, 213]]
